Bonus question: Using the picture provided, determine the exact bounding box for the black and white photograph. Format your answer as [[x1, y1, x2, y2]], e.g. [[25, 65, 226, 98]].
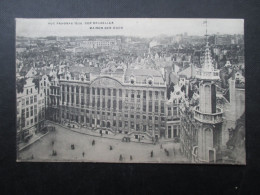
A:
[[16, 18, 245, 164]]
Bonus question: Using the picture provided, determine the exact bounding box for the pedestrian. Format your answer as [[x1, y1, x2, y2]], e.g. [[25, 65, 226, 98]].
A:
[[82, 152, 85, 157], [119, 154, 123, 161], [130, 155, 133, 160], [92, 140, 95, 146], [52, 141, 54, 146], [110, 145, 113, 150], [151, 150, 153, 158], [160, 144, 163, 149], [31, 154, 34, 159]]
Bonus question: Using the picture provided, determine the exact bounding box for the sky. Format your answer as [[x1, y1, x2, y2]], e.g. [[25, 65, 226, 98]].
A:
[[16, 18, 244, 38]]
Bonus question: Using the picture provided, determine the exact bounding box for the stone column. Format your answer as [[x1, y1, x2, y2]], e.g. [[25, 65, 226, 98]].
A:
[[90, 87, 92, 108]]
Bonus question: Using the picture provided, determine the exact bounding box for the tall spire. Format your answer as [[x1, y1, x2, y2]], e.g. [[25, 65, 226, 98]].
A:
[[196, 19, 220, 80], [203, 19, 213, 71]]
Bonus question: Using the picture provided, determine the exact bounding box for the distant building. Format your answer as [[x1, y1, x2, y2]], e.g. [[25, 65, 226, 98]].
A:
[[215, 35, 232, 45], [80, 39, 117, 49]]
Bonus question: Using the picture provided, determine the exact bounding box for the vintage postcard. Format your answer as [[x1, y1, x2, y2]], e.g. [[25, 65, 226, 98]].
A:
[[16, 18, 245, 164]]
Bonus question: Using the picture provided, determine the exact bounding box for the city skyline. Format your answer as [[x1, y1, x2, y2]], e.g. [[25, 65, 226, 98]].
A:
[[16, 18, 244, 38]]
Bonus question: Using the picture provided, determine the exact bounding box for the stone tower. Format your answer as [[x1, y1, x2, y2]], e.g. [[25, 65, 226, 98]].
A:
[[194, 21, 223, 163]]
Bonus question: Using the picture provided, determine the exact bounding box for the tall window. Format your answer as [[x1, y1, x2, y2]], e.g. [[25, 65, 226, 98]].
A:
[[92, 97, 95, 107], [76, 94, 79, 105], [155, 101, 158, 113], [113, 89, 116, 96], [161, 91, 165, 99], [131, 91, 134, 99], [81, 95, 84, 105], [119, 100, 122, 110], [26, 108, 29, 118], [97, 98, 100, 108], [173, 107, 178, 116], [67, 94, 70, 103], [143, 125, 146, 132], [102, 98, 105, 108], [168, 107, 171, 115], [34, 105, 37, 115], [161, 102, 164, 113], [137, 91, 140, 99], [149, 91, 152, 99], [119, 89, 122, 97], [143, 102, 146, 112], [71, 94, 74, 104], [149, 101, 152, 112], [155, 91, 158, 99], [30, 106, 33, 116], [107, 99, 111, 108], [143, 90, 146, 99]]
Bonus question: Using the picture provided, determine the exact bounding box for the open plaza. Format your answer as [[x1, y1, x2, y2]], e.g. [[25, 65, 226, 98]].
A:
[[18, 123, 188, 163]]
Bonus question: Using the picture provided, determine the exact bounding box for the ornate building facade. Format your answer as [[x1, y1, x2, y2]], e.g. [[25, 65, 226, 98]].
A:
[[57, 68, 180, 141], [16, 77, 47, 142]]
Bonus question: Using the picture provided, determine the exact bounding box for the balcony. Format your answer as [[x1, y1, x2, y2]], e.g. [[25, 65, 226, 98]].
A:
[[194, 106, 223, 124], [196, 69, 220, 81], [167, 116, 180, 121]]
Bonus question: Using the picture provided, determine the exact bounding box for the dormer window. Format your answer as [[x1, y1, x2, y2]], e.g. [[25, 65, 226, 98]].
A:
[[81, 77, 84, 81], [131, 79, 134, 84], [148, 80, 152, 85], [67, 76, 69, 80]]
